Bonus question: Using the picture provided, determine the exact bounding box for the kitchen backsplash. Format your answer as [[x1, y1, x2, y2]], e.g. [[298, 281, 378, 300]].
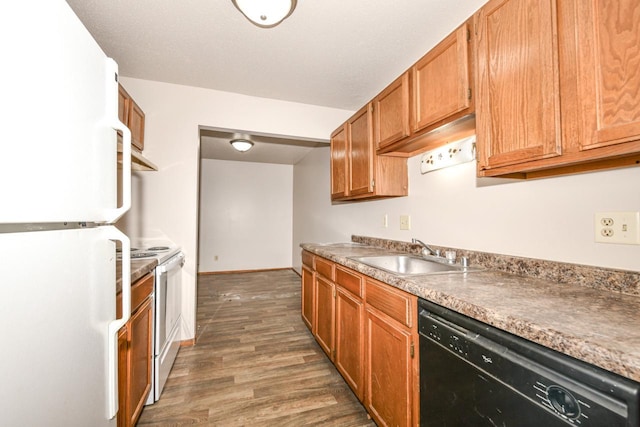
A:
[[352, 235, 640, 297]]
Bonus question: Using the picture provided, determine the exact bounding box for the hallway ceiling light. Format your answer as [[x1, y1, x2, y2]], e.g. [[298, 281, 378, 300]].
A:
[[230, 139, 254, 152], [231, 0, 297, 28]]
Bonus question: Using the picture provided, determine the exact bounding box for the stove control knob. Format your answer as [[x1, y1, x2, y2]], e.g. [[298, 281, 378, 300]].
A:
[[547, 385, 580, 419]]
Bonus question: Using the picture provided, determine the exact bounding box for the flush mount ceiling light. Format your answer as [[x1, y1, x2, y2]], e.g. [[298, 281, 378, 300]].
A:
[[231, 0, 297, 28], [230, 138, 254, 152]]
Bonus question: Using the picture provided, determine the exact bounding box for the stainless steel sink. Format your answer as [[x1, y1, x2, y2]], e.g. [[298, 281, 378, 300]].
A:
[[349, 255, 481, 275]]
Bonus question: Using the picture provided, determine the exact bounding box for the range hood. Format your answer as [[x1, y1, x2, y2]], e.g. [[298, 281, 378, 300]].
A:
[[117, 142, 158, 171]]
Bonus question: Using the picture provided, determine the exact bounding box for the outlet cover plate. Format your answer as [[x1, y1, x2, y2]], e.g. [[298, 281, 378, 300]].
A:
[[400, 215, 411, 230], [594, 211, 640, 244]]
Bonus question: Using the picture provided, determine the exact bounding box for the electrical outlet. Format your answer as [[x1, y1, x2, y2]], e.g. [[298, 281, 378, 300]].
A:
[[595, 212, 640, 244], [383, 214, 388, 228], [400, 215, 411, 230]]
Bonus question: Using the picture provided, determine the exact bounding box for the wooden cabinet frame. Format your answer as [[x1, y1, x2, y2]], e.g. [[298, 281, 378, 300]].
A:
[[117, 84, 145, 152], [412, 23, 472, 133], [304, 255, 418, 426], [476, 0, 562, 171], [335, 286, 365, 401], [301, 265, 315, 331], [476, 0, 640, 178], [330, 125, 349, 199], [330, 106, 408, 202], [117, 273, 154, 427], [374, 72, 410, 150], [375, 20, 476, 157], [365, 306, 415, 427]]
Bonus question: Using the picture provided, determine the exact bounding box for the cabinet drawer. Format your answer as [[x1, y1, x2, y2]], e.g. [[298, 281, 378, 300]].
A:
[[117, 273, 154, 318], [315, 257, 335, 281], [365, 279, 414, 328], [302, 250, 314, 268], [336, 266, 363, 298]]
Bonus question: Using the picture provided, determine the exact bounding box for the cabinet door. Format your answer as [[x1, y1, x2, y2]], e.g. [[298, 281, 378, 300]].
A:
[[117, 327, 128, 427], [413, 23, 471, 132], [118, 84, 129, 127], [128, 98, 145, 151], [365, 307, 414, 427], [476, 0, 562, 170], [374, 73, 410, 150], [335, 287, 364, 401], [575, 1, 640, 151], [330, 125, 348, 200], [314, 275, 335, 358], [301, 265, 314, 331], [127, 297, 153, 427], [348, 104, 375, 197]]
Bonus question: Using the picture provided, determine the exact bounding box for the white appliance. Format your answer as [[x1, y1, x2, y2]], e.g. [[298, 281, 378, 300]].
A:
[[149, 249, 185, 403], [0, 2, 132, 426], [121, 245, 185, 404]]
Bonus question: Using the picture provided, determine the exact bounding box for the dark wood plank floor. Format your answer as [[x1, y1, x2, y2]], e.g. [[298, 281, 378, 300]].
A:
[[137, 269, 375, 426]]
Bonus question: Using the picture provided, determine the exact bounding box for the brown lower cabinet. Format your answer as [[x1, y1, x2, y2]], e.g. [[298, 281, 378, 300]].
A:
[[301, 251, 418, 426], [335, 284, 365, 401], [301, 265, 314, 330], [314, 274, 335, 356], [117, 273, 154, 427], [365, 278, 419, 427]]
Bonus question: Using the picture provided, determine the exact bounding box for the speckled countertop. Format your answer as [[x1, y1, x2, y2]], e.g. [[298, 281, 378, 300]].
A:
[[116, 258, 157, 293], [301, 238, 640, 383]]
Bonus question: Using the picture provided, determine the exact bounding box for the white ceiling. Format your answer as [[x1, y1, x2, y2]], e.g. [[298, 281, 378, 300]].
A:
[[66, 0, 486, 163]]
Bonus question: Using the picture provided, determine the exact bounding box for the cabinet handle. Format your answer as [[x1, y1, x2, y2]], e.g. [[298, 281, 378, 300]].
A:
[[410, 341, 415, 358]]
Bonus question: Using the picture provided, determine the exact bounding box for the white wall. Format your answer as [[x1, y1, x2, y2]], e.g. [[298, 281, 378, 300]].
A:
[[292, 146, 640, 273], [115, 77, 351, 340], [198, 159, 293, 272]]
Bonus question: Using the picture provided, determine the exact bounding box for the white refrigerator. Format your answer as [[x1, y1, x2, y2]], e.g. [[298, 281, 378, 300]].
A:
[[0, 1, 133, 425]]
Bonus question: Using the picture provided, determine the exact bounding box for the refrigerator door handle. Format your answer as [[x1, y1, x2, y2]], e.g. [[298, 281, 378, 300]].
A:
[[104, 58, 131, 223], [107, 227, 131, 419]]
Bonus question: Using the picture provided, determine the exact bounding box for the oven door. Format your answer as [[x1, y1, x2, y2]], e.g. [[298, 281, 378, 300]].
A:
[[154, 252, 185, 355]]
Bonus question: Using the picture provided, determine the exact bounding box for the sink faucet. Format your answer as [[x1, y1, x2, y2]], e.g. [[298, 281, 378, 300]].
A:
[[411, 238, 441, 258]]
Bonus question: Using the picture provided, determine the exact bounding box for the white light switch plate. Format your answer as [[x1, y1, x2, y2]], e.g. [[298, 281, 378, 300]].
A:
[[594, 211, 640, 244]]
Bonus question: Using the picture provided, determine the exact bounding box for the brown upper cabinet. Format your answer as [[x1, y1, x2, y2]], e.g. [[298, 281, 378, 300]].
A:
[[475, 0, 563, 172], [330, 104, 408, 201], [117, 84, 145, 152], [412, 23, 473, 134], [348, 105, 376, 197], [476, 0, 640, 178], [574, 1, 640, 152], [376, 20, 476, 157], [330, 125, 348, 199], [374, 72, 410, 150]]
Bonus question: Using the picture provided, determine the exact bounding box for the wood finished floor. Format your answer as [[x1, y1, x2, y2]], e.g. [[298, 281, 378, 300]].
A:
[[137, 270, 375, 426]]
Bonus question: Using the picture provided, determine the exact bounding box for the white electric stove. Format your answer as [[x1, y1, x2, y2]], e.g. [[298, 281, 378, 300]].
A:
[[119, 241, 184, 404]]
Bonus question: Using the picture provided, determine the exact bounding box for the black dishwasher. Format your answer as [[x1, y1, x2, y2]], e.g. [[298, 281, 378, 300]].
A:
[[418, 298, 640, 426]]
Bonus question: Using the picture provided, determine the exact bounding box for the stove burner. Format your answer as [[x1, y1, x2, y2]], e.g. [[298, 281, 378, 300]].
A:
[[131, 252, 157, 259], [147, 246, 169, 251]]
